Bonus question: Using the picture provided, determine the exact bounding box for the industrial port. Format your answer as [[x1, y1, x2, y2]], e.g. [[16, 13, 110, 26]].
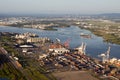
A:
[[0, 31, 120, 80], [1, 0, 120, 79]]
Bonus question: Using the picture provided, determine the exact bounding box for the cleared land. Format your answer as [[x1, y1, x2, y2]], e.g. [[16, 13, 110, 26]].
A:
[[53, 71, 99, 80]]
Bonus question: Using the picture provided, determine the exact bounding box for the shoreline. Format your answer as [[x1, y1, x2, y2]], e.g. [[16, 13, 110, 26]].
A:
[[2, 24, 120, 46], [0, 25, 120, 59], [79, 27, 120, 45], [88, 28, 120, 45], [0, 31, 120, 80]]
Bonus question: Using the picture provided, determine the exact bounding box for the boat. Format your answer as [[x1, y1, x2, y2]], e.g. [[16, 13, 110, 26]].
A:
[[80, 33, 91, 38]]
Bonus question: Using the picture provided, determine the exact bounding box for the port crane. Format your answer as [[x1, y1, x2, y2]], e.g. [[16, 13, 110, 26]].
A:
[[98, 46, 111, 63], [63, 39, 70, 48], [75, 42, 86, 55]]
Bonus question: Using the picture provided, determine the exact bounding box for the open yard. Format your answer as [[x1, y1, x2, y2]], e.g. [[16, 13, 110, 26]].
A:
[[53, 71, 99, 80]]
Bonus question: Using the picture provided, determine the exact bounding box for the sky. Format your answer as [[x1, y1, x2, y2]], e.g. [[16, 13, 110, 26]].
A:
[[0, 0, 120, 14]]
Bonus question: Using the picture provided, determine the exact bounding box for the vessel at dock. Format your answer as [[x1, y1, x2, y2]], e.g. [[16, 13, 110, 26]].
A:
[[80, 33, 91, 38]]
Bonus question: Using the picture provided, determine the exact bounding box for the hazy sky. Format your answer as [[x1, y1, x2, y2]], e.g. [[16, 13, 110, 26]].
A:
[[0, 0, 120, 14]]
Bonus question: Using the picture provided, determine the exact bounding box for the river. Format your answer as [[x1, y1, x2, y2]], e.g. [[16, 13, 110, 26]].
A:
[[0, 26, 120, 58]]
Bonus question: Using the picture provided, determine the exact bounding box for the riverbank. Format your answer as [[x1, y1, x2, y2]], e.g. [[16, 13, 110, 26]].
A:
[[0, 25, 120, 59], [1, 19, 70, 31], [77, 20, 120, 45], [1, 31, 120, 80], [89, 28, 120, 44]]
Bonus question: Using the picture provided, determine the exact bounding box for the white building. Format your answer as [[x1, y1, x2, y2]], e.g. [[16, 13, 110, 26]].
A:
[[39, 54, 48, 59], [27, 37, 50, 43], [49, 48, 69, 55], [19, 45, 33, 48], [15, 32, 38, 39], [109, 58, 118, 63], [15, 34, 26, 39]]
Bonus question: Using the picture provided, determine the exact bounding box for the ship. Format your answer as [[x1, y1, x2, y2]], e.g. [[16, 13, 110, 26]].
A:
[[80, 33, 91, 38]]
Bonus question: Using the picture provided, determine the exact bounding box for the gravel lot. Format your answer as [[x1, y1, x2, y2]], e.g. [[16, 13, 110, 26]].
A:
[[53, 71, 99, 80]]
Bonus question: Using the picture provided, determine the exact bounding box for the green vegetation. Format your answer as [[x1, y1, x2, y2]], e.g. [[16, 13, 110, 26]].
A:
[[89, 28, 120, 45], [0, 36, 18, 56], [6, 20, 70, 28], [0, 35, 27, 80], [87, 20, 120, 28], [0, 34, 56, 80], [103, 34, 120, 44], [83, 20, 120, 45], [18, 55, 56, 80], [0, 64, 27, 80], [43, 27, 57, 31], [7, 22, 31, 27]]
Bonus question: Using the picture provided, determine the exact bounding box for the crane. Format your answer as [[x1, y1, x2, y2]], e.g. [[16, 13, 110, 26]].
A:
[[64, 39, 70, 48], [98, 46, 111, 63]]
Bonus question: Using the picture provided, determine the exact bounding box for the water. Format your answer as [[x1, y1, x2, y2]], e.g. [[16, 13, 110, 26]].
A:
[[0, 26, 120, 58]]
